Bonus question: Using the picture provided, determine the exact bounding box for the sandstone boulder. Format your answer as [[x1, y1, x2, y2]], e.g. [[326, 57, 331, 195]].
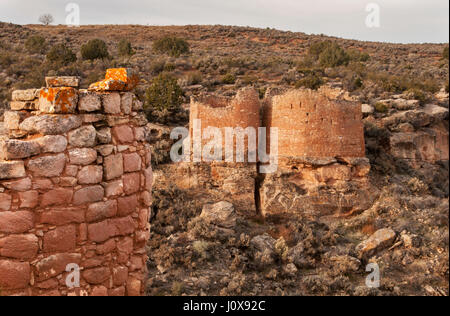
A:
[[356, 228, 396, 260], [20, 115, 82, 135], [200, 201, 237, 228]]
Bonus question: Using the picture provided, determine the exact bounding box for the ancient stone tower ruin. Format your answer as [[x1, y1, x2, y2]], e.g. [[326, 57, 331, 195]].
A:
[[180, 86, 372, 217], [260, 87, 371, 217], [0, 69, 152, 296]]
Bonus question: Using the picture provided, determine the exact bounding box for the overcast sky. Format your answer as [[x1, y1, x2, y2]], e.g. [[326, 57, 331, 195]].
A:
[[0, 0, 448, 43]]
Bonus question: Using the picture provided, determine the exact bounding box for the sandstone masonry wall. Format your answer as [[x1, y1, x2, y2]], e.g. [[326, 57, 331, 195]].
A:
[[189, 87, 260, 160], [184, 86, 371, 217], [262, 88, 366, 162], [0, 72, 152, 296]]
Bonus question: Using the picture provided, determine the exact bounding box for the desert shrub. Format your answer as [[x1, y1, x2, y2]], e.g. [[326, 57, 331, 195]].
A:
[[81, 39, 110, 61], [295, 73, 324, 90], [25, 35, 46, 54], [186, 71, 203, 85], [163, 62, 176, 72], [443, 46, 449, 60], [145, 73, 184, 111], [46, 43, 76, 66], [318, 42, 350, 67], [374, 102, 389, 113], [405, 88, 429, 105], [148, 59, 166, 75], [343, 74, 364, 92], [309, 41, 333, 59], [171, 282, 184, 296], [347, 49, 370, 62], [0, 52, 14, 67], [221, 73, 236, 84], [153, 36, 189, 57], [242, 74, 258, 85], [118, 39, 134, 57]]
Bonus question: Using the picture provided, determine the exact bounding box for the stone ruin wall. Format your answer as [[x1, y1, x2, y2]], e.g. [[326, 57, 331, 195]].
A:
[[262, 89, 366, 161], [260, 88, 371, 217], [0, 72, 152, 296], [182, 88, 261, 213], [184, 86, 371, 217], [189, 87, 261, 157]]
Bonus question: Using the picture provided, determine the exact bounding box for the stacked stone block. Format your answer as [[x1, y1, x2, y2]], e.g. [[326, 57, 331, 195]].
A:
[[0, 71, 152, 296]]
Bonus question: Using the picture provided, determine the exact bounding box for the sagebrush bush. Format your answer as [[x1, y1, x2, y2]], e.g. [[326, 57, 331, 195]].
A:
[[443, 46, 449, 60], [318, 42, 350, 67], [374, 102, 389, 113], [153, 36, 189, 57], [347, 49, 370, 62], [145, 73, 184, 111], [186, 71, 203, 85], [309, 41, 333, 59], [118, 39, 134, 57], [221, 73, 236, 84], [295, 73, 324, 90], [46, 43, 76, 66], [25, 36, 46, 54], [81, 39, 110, 60]]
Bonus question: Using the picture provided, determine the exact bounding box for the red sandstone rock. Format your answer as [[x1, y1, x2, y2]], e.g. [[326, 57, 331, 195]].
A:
[[78, 165, 103, 184], [104, 154, 124, 180], [83, 267, 111, 285], [86, 200, 118, 222], [68, 148, 97, 165], [35, 253, 81, 282], [28, 153, 66, 177], [112, 125, 134, 143], [73, 185, 104, 205], [19, 190, 39, 208], [0, 161, 26, 179], [40, 208, 85, 226], [126, 278, 141, 296], [0, 139, 41, 160], [0, 211, 34, 234], [68, 125, 97, 148], [117, 194, 139, 216], [113, 266, 129, 286], [43, 225, 77, 253], [109, 286, 126, 296], [123, 152, 142, 172], [78, 91, 102, 112], [121, 92, 133, 114], [1, 177, 32, 191], [0, 260, 31, 290], [19, 114, 82, 135], [96, 239, 116, 255], [102, 92, 121, 114], [123, 172, 140, 195], [104, 179, 124, 197], [0, 193, 11, 211], [40, 188, 73, 207], [0, 234, 38, 259]]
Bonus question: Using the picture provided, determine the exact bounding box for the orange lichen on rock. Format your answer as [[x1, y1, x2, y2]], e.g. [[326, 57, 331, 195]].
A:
[[39, 87, 78, 114], [89, 68, 139, 92]]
